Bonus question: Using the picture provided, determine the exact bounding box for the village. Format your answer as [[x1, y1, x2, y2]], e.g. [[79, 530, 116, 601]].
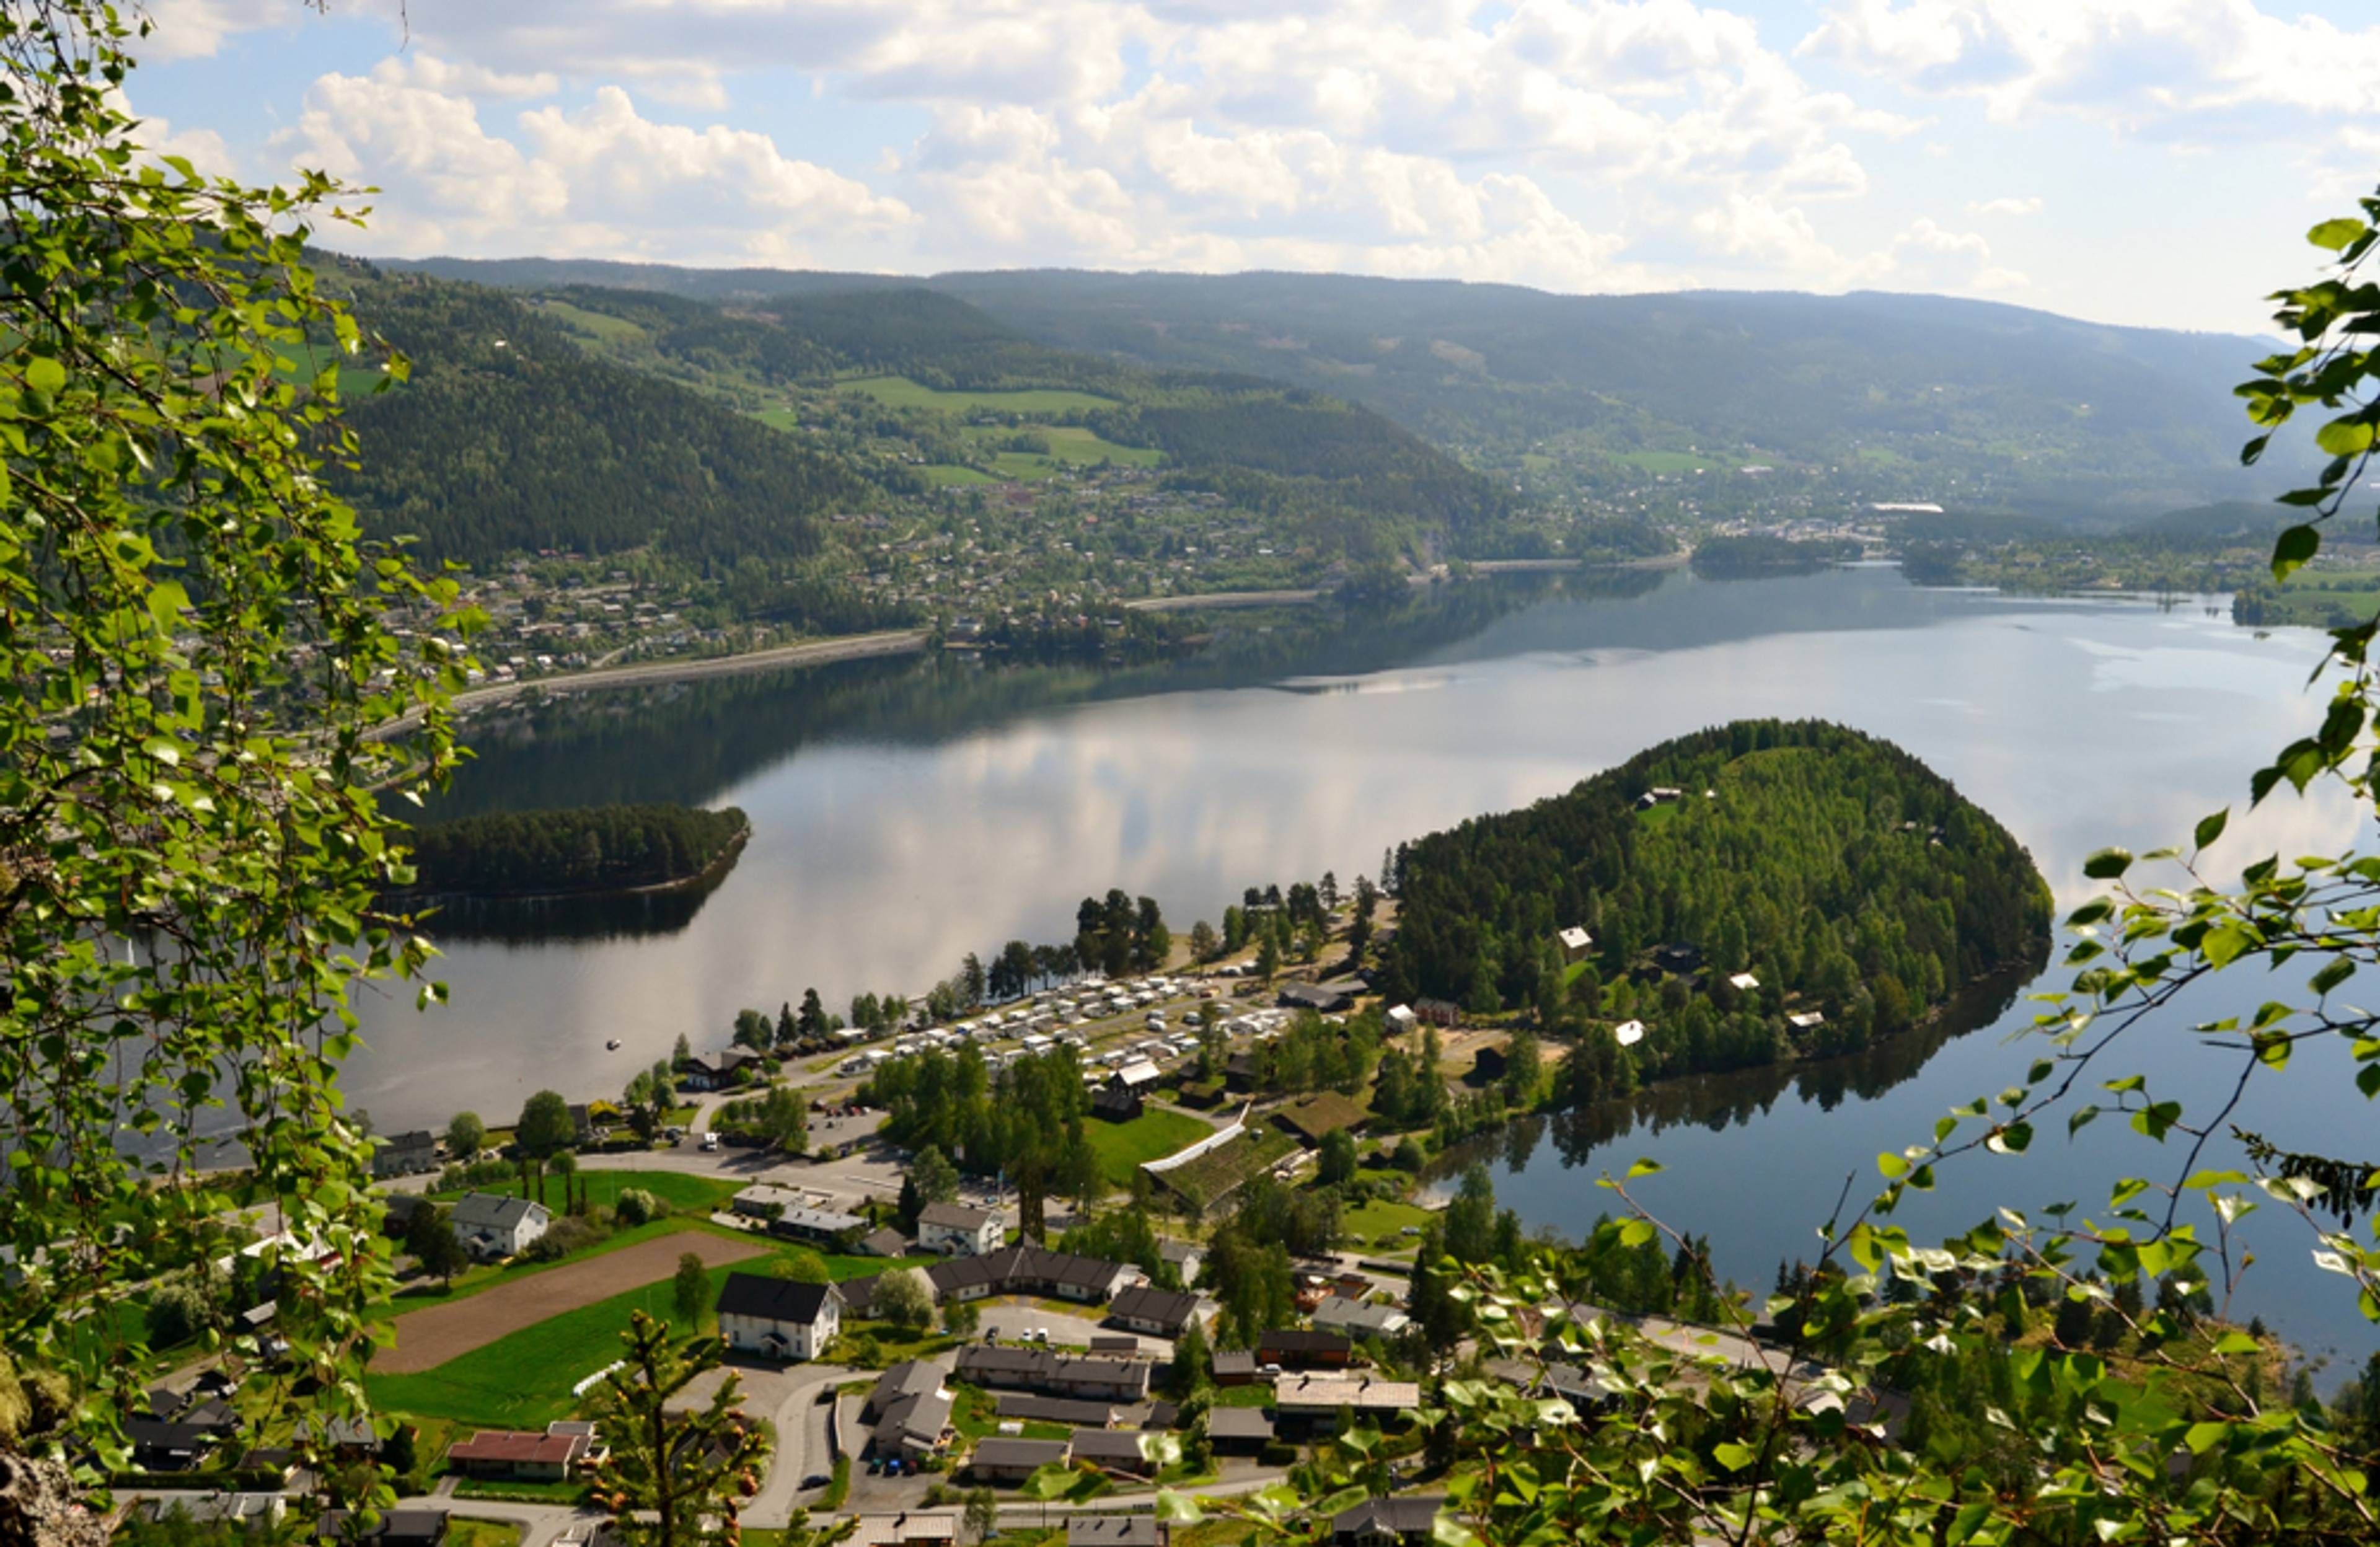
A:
[[113, 889, 1784, 1547]]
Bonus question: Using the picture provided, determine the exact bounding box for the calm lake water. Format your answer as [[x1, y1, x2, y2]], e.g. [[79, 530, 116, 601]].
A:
[[350, 568, 2378, 1360]]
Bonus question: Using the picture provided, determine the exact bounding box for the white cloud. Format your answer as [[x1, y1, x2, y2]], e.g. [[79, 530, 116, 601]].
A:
[[1969, 195, 2042, 216], [1800, 0, 2380, 131], [280, 71, 909, 263]]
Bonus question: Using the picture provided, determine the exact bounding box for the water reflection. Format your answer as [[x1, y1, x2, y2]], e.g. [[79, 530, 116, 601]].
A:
[[408, 852, 742, 943]]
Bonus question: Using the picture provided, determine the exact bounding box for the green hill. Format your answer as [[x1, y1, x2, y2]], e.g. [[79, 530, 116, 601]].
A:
[[1381, 719, 2050, 1077], [325, 274, 873, 568]]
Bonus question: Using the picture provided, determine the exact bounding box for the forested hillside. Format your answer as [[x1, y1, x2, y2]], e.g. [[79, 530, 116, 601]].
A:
[[396, 256, 2298, 521], [328, 276, 873, 567], [402, 803, 749, 897], [1382, 720, 2050, 1073]]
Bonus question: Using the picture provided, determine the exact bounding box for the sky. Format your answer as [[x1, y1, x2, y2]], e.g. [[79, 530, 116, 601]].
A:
[[126, 0, 2380, 335]]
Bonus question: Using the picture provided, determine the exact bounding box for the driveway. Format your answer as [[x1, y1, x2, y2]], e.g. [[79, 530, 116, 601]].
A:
[[677, 1357, 855, 1528], [971, 1302, 1171, 1354]]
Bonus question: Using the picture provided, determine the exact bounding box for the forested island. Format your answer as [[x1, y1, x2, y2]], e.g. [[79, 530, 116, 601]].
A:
[[400, 803, 750, 899], [1380, 719, 2052, 1080]]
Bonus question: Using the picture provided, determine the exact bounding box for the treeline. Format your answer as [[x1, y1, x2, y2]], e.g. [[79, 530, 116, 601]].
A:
[[1382, 720, 2050, 1073], [403, 803, 748, 897], [332, 277, 872, 566], [1690, 534, 1861, 577]]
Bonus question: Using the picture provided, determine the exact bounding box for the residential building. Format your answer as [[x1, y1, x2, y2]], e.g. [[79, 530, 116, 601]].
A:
[[866, 1361, 954, 1458], [447, 1425, 594, 1481], [847, 1515, 959, 1547], [954, 1345, 1154, 1403], [1331, 1498, 1443, 1547], [126, 1419, 218, 1472], [994, 1393, 1116, 1427], [965, 1437, 1071, 1483], [371, 1130, 438, 1179], [1112, 1060, 1161, 1093], [1382, 1005, 1419, 1036], [1159, 1241, 1203, 1287], [447, 1192, 550, 1261], [1211, 1349, 1258, 1385], [717, 1274, 842, 1362], [148, 1495, 284, 1529], [1108, 1284, 1204, 1339], [1272, 1374, 1422, 1432], [925, 1245, 1135, 1304], [1276, 982, 1355, 1013], [1067, 1517, 1165, 1547], [1256, 1328, 1352, 1368], [680, 1047, 765, 1091], [1205, 1406, 1274, 1453], [916, 1202, 1002, 1257], [1090, 1085, 1144, 1122], [315, 1512, 450, 1547], [1556, 926, 1594, 963], [294, 1415, 381, 1458], [858, 1227, 912, 1258], [731, 1182, 811, 1220], [1068, 1429, 1162, 1477], [1311, 1297, 1410, 1341]]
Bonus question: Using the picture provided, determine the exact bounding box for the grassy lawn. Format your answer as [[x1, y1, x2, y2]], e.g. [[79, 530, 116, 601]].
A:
[[448, 1520, 525, 1547], [453, 1478, 586, 1503], [949, 1381, 1064, 1442], [1082, 1108, 1212, 1188], [1342, 1199, 1432, 1252], [1209, 1383, 1274, 1409], [838, 376, 1116, 414], [1041, 425, 1161, 467], [536, 299, 650, 345], [920, 463, 997, 486], [428, 1170, 737, 1217]]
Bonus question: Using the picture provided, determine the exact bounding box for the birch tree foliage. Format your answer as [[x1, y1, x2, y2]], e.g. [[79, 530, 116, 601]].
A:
[[0, 0, 469, 1465]]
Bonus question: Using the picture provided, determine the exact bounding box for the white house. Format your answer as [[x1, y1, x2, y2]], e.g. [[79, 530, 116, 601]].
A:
[[1556, 927, 1593, 963], [1383, 1005, 1419, 1036], [917, 1202, 1002, 1257], [1613, 1020, 1647, 1048], [1727, 972, 1760, 992], [716, 1273, 843, 1362], [448, 1192, 550, 1260]]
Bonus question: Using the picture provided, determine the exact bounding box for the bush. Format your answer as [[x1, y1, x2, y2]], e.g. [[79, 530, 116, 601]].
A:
[[521, 1215, 604, 1263], [614, 1188, 670, 1227], [1258, 1440, 1300, 1467]]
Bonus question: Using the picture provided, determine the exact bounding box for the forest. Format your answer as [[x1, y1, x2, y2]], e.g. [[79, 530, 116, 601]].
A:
[[1380, 719, 2052, 1078], [400, 803, 750, 898], [324, 274, 874, 568]]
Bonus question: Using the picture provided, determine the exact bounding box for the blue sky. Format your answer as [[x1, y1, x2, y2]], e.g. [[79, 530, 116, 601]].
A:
[[130, 0, 2380, 334]]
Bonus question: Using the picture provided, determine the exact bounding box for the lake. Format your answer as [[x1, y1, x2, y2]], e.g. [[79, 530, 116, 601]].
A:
[[349, 567, 2376, 1359]]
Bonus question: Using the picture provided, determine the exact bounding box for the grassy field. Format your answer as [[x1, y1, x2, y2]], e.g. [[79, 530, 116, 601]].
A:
[[751, 407, 804, 433], [1610, 449, 1706, 474], [536, 299, 651, 345], [839, 376, 1116, 413], [920, 463, 997, 486], [1342, 1198, 1432, 1253], [448, 1520, 525, 1547], [1082, 1108, 1214, 1187]]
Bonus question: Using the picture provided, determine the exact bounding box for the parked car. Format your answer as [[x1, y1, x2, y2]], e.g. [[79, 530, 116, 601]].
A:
[[803, 1474, 831, 1491], [700, 1132, 721, 1152]]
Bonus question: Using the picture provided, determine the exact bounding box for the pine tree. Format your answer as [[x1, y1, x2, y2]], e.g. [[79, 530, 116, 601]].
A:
[[585, 1311, 768, 1547]]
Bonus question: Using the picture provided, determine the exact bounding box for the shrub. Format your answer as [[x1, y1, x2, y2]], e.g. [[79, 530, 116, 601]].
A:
[[522, 1215, 604, 1263], [614, 1188, 669, 1227]]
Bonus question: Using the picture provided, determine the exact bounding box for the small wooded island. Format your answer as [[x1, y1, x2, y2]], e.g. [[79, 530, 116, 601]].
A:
[[400, 803, 750, 899], [1380, 718, 2052, 1082]]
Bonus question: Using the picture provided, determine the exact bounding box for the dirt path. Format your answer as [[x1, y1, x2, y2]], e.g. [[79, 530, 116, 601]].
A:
[[377, 1231, 769, 1373]]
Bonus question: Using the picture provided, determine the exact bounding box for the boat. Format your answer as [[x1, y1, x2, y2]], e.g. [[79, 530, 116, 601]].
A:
[[606, 1038, 622, 1051]]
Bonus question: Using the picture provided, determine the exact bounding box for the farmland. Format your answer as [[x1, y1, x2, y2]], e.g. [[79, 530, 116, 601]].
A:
[[837, 376, 1118, 414]]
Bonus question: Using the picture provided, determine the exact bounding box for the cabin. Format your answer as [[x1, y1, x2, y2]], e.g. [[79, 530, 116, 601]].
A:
[[917, 1202, 1002, 1258], [1382, 1005, 1419, 1036], [1556, 926, 1593, 964], [1090, 1084, 1144, 1122], [1277, 981, 1355, 1014], [716, 1274, 843, 1362], [1614, 1020, 1647, 1047], [1256, 1327, 1351, 1368]]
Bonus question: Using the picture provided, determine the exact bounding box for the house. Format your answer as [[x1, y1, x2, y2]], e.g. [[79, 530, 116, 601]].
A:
[[1311, 1297, 1410, 1341], [966, 1437, 1072, 1483], [1159, 1241, 1202, 1287], [926, 1245, 1135, 1305], [1256, 1328, 1351, 1368], [1382, 1005, 1419, 1036], [148, 1494, 286, 1529], [731, 1182, 809, 1221], [865, 1362, 954, 1458], [371, 1130, 438, 1179], [1635, 786, 1685, 809], [847, 1514, 960, 1547], [954, 1345, 1154, 1403], [447, 1425, 593, 1480], [1556, 926, 1593, 963], [1272, 1374, 1421, 1432], [717, 1273, 842, 1362], [1067, 1517, 1165, 1547], [294, 1414, 381, 1458], [1652, 942, 1703, 976], [916, 1202, 1002, 1258], [1274, 1093, 1368, 1147], [1206, 1406, 1274, 1453], [1113, 1060, 1162, 1093], [994, 1393, 1116, 1427], [1068, 1428, 1163, 1477], [1413, 1000, 1460, 1028], [680, 1047, 767, 1091], [1109, 1284, 1204, 1339], [1727, 972, 1761, 992], [1090, 1084, 1144, 1122], [837, 1274, 883, 1318], [1277, 981, 1355, 1013], [447, 1192, 550, 1261], [1222, 1051, 1263, 1093], [317, 1512, 451, 1547], [1331, 1497, 1443, 1547], [126, 1419, 219, 1472], [776, 1205, 867, 1246], [1787, 1010, 1825, 1031], [1614, 1020, 1647, 1047], [1212, 1349, 1258, 1385], [858, 1227, 912, 1258]]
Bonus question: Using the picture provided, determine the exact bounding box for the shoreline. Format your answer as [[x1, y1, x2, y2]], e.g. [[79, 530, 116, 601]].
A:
[[389, 820, 751, 907]]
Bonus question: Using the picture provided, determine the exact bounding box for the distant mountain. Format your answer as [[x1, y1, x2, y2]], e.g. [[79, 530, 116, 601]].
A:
[[325, 270, 871, 568], [394, 257, 2294, 522]]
